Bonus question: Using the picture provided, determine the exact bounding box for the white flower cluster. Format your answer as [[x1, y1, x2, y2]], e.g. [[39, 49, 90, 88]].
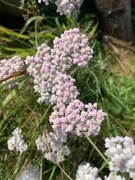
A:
[[75, 163, 128, 180], [50, 99, 106, 136], [18, 164, 40, 180], [105, 136, 135, 179], [75, 163, 101, 180], [0, 56, 24, 88], [25, 28, 93, 104], [7, 128, 27, 154], [104, 172, 126, 180], [36, 130, 70, 163], [38, 0, 82, 16]]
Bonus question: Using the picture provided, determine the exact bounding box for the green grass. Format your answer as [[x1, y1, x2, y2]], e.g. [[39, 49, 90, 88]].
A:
[[0, 1, 135, 179]]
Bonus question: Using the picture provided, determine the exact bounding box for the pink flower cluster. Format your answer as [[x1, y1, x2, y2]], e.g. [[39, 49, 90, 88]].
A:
[[38, 0, 82, 16], [7, 29, 106, 165], [50, 99, 106, 136], [25, 28, 105, 137], [50, 73, 79, 106], [36, 130, 70, 163], [52, 28, 94, 72], [25, 28, 93, 104], [0, 56, 24, 87], [25, 43, 54, 102]]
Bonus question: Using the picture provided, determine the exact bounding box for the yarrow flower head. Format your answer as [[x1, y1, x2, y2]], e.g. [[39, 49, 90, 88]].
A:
[[25, 28, 94, 104], [50, 99, 106, 136], [105, 136, 135, 179], [37, 0, 82, 16], [0, 56, 24, 88], [55, 0, 82, 16], [75, 163, 101, 180], [51, 28, 94, 72], [7, 128, 27, 154], [50, 73, 79, 106], [36, 129, 70, 164]]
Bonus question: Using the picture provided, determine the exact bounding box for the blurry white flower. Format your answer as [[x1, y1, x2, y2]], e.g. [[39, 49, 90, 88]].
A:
[[18, 164, 39, 180], [75, 163, 101, 180], [105, 136, 135, 179], [7, 127, 27, 154], [36, 129, 70, 164]]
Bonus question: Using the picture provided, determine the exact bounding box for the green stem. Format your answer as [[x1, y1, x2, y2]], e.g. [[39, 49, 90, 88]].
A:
[[84, 133, 108, 164], [48, 165, 57, 180], [98, 159, 110, 172], [106, 115, 114, 137], [34, 21, 38, 48], [40, 159, 43, 180]]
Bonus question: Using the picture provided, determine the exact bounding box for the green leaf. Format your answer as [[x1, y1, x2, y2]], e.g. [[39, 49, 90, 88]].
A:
[[3, 89, 17, 106], [0, 26, 29, 39]]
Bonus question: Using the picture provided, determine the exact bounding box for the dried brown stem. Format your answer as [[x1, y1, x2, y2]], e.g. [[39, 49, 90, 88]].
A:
[[0, 70, 26, 83], [103, 35, 135, 52]]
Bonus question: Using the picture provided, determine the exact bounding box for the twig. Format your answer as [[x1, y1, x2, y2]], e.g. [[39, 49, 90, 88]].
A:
[[107, 42, 128, 73], [0, 70, 26, 83], [103, 35, 135, 53], [56, 163, 73, 180]]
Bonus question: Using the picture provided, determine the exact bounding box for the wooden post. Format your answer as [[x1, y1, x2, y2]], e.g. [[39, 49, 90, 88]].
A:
[[95, 0, 132, 42]]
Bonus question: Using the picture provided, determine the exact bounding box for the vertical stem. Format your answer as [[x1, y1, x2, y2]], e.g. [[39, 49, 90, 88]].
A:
[[48, 165, 57, 180], [84, 133, 108, 164]]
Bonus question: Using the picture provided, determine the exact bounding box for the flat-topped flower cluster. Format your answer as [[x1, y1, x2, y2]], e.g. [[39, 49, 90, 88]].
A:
[[105, 136, 135, 179], [38, 0, 82, 16], [7, 128, 27, 154], [36, 129, 70, 163], [50, 100, 105, 136], [25, 28, 93, 104]]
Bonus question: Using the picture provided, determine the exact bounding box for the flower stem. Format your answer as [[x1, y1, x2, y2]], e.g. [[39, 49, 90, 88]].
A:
[[84, 133, 108, 164]]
